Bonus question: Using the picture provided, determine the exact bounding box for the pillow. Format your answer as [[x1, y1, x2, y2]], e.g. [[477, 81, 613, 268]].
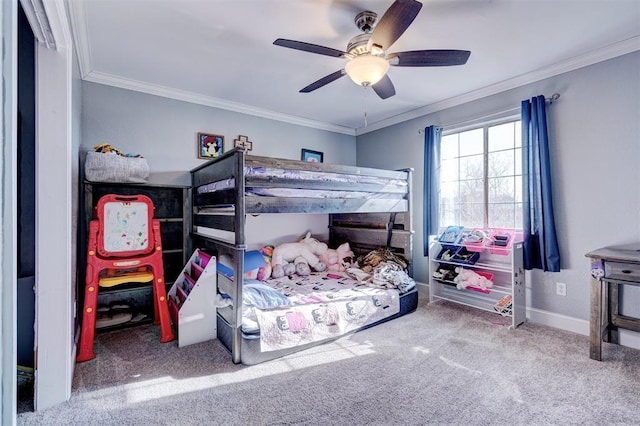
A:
[[242, 283, 291, 309]]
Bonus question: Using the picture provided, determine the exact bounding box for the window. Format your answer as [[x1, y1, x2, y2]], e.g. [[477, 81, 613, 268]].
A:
[[439, 120, 522, 229]]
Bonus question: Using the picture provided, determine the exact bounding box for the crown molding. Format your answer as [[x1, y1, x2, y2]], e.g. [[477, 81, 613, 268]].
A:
[[83, 70, 356, 136], [66, 1, 354, 134], [69, 0, 638, 139], [356, 36, 640, 135]]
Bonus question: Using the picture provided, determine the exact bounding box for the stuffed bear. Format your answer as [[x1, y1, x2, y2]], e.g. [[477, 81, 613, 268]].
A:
[[318, 242, 355, 272], [453, 266, 493, 291], [271, 232, 328, 278]]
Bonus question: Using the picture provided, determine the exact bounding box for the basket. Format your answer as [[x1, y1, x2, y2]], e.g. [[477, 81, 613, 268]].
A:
[[432, 263, 457, 285], [464, 270, 494, 294], [435, 245, 459, 262], [450, 246, 480, 265], [438, 226, 465, 244], [85, 151, 149, 183], [487, 229, 515, 255], [436, 245, 480, 265], [462, 228, 490, 252]]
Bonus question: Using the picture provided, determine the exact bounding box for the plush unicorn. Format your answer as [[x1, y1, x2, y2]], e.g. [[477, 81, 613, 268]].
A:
[[271, 232, 328, 278]]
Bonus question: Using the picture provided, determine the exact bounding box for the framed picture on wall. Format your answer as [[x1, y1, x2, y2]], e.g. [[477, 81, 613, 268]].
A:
[[198, 133, 224, 159], [301, 149, 323, 163]]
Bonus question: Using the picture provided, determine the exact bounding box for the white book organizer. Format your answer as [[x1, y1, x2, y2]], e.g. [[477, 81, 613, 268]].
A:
[[167, 249, 217, 347]]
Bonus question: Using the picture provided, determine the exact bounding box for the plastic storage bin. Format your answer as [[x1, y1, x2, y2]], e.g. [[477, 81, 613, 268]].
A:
[[451, 246, 480, 265], [438, 226, 465, 244], [488, 229, 515, 255], [462, 228, 491, 252], [435, 245, 459, 262], [464, 270, 494, 294]]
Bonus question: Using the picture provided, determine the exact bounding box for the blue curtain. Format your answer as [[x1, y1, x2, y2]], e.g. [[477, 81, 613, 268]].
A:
[[521, 96, 561, 271], [423, 126, 441, 256]]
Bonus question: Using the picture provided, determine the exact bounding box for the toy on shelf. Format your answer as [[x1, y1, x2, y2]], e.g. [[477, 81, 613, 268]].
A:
[[462, 228, 491, 252], [453, 267, 494, 293]]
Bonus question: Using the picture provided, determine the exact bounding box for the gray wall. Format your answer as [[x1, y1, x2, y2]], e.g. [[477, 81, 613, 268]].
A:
[[82, 82, 356, 184], [356, 52, 640, 346], [81, 82, 357, 245]]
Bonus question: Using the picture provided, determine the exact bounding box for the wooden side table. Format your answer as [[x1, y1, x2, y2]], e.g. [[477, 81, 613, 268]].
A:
[[585, 244, 640, 360]]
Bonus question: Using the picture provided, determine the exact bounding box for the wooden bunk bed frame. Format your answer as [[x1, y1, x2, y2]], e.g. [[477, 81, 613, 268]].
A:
[[190, 148, 414, 364]]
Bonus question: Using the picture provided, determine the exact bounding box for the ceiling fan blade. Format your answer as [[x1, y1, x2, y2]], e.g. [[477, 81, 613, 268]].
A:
[[368, 0, 422, 51], [372, 74, 396, 99], [274, 39, 346, 58], [388, 50, 471, 67], [300, 70, 346, 93]]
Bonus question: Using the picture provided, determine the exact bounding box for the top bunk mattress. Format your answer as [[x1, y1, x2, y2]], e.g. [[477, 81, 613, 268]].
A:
[[196, 166, 408, 195], [191, 150, 412, 214]]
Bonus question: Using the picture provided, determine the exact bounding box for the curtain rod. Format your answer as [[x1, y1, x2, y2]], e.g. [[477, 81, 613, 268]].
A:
[[418, 93, 561, 134]]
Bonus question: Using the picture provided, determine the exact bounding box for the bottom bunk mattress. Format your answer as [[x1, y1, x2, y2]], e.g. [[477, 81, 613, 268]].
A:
[[216, 271, 418, 365]]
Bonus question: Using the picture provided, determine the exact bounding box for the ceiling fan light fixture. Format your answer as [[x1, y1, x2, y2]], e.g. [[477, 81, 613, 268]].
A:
[[345, 55, 389, 87]]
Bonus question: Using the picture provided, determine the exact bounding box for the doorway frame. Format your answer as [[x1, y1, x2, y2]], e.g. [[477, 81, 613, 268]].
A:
[[2, 0, 77, 415]]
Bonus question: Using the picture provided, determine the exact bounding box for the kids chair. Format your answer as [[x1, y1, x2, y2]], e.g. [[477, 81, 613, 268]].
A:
[[77, 194, 175, 362]]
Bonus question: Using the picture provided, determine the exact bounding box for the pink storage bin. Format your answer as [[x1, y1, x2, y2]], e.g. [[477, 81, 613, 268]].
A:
[[488, 229, 515, 255], [463, 228, 491, 252], [465, 270, 494, 294]]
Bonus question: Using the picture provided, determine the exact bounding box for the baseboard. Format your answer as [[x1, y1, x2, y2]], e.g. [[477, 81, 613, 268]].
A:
[[416, 282, 640, 351], [617, 330, 640, 349], [525, 307, 589, 335]]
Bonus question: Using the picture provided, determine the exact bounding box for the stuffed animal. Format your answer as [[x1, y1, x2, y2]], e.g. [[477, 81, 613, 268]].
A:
[[256, 245, 273, 281], [453, 266, 493, 291], [318, 242, 355, 272], [357, 247, 408, 273], [271, 232, 328, 278]]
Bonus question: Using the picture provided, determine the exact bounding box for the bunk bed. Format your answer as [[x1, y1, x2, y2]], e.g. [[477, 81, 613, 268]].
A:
[[190, 148, 417, 364]]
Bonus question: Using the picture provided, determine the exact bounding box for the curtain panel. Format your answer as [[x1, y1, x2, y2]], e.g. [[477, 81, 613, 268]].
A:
[[521, 96, 561, 272]]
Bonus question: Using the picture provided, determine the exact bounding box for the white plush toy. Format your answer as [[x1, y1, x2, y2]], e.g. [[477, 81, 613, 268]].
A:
[[271, 232, 328, 278], [453, 266, 493, 291], [318, 242, 355, 272]]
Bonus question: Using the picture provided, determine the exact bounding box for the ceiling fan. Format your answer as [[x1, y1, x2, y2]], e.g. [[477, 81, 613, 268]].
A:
[[273, 0, 470, 100]]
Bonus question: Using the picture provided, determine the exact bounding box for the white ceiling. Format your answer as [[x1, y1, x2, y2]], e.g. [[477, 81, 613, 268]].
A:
[[68, 0, 640, 135]]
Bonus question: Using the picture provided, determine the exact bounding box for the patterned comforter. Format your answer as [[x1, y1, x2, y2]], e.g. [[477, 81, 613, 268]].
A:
[[242, 272, 400, 352]]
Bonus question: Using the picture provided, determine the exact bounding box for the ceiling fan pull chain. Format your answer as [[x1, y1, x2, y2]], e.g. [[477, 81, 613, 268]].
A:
[[363, 86, 369, 127]]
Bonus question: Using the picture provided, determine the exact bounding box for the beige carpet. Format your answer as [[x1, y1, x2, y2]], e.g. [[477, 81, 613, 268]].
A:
[[17, 294, 640, 425]]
